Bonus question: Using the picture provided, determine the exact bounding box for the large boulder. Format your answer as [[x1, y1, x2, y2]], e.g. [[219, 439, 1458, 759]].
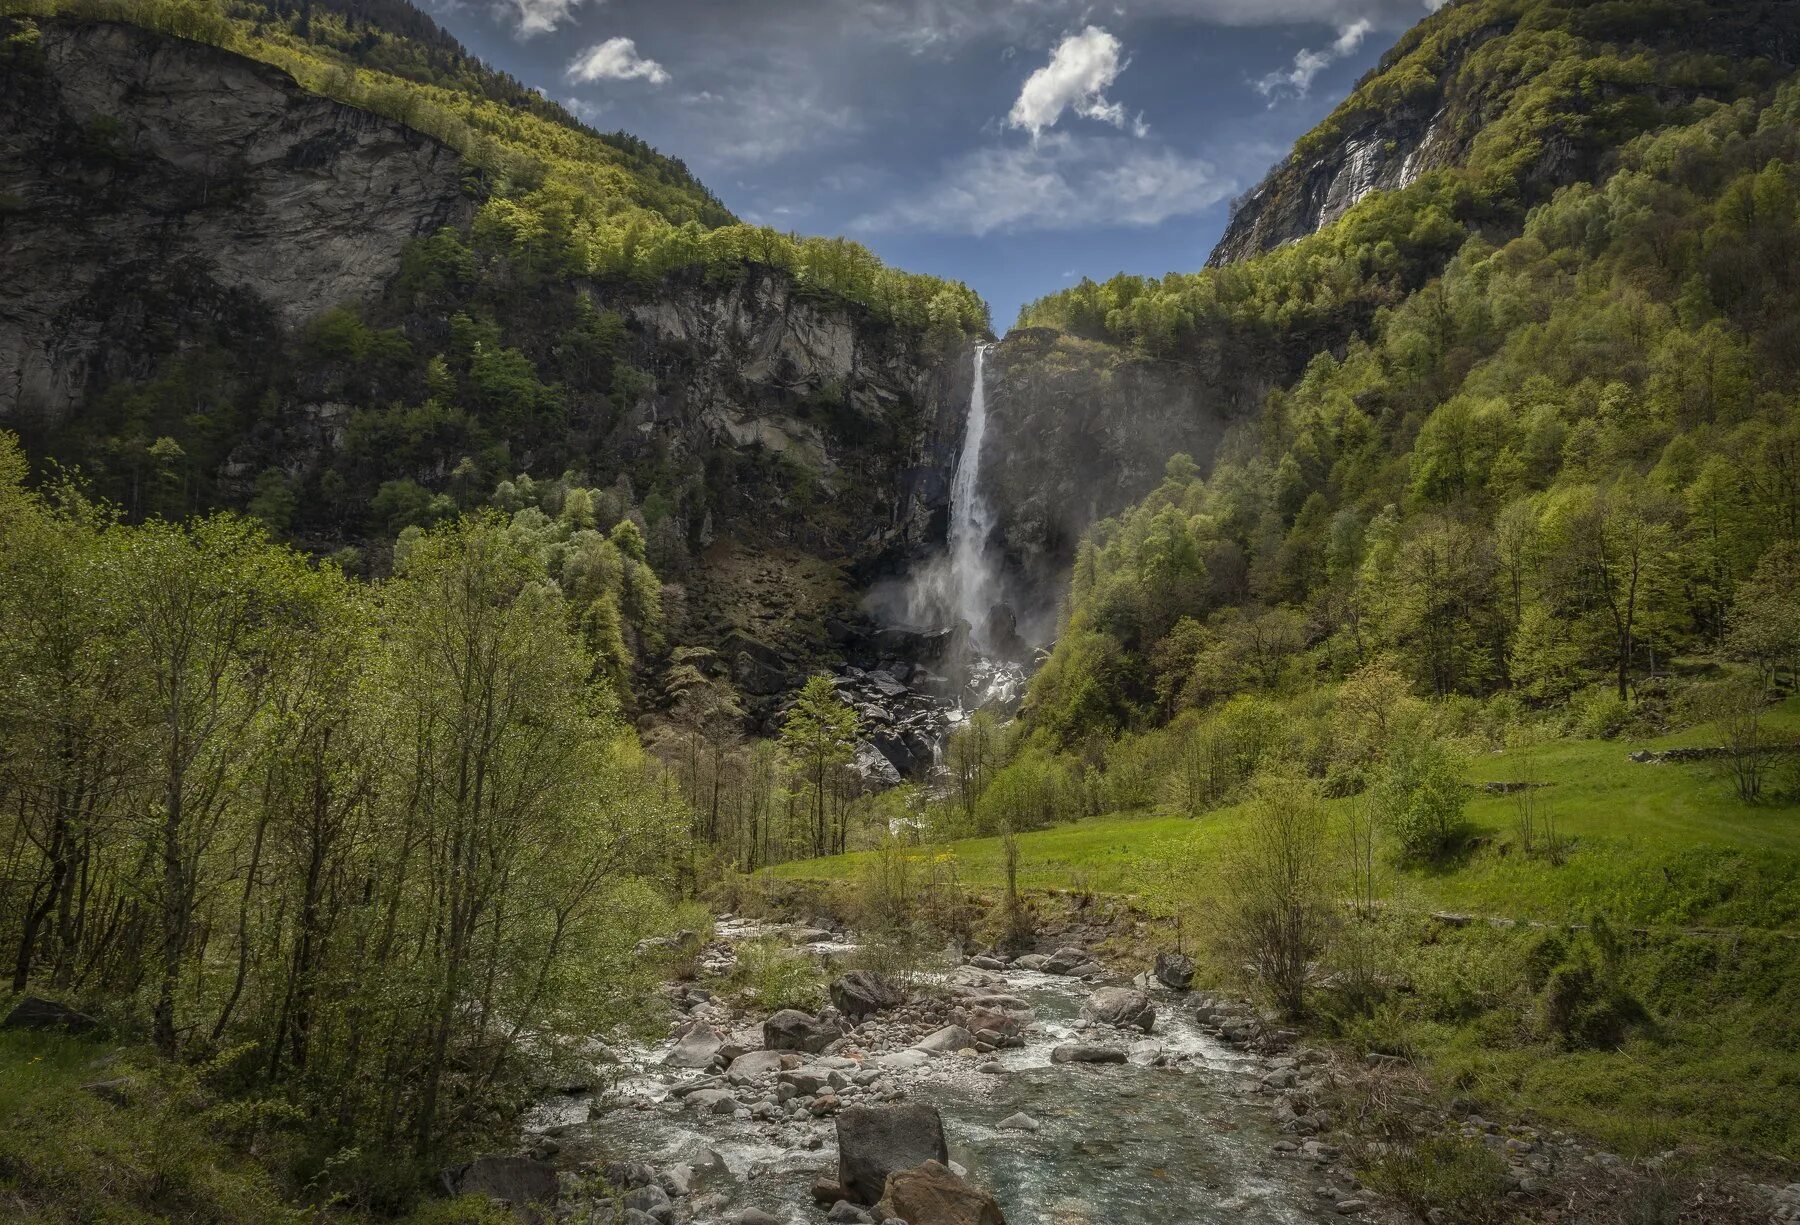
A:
[[912, 1024, 974, 1054], [837, 1103, 949, 1205], [1050, 1044, 1126, 1064], [1080, 987, 1156, 1033], [1153, 951, 1195, 991], [442, 1156, 559, 1223], [831, 970, 903, 1020], [878, 1160, 1006, 1225], [726, 1050, 786, 1083], [764, 1009, 839, 1053], [664, 1024, 725, 1068], [1040, 947, 1102, 977], [2, 996, 98, 1034]]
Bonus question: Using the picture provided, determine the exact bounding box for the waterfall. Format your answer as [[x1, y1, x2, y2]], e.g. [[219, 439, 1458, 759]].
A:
[[948, 343, 996, 646]]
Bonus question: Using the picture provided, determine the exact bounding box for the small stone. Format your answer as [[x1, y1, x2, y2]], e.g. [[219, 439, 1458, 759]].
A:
[[997, 1112, 1040, 1132]]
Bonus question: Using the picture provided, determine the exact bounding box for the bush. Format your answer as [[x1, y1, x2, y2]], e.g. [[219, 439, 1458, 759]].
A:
[[729, 937, 826, 1012], [1377, 737, 1471, 863], [1363, 1133, 1512, 1224], [1572, 685, 1633, 739]]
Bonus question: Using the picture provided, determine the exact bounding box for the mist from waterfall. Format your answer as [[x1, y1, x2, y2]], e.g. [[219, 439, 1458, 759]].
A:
[[947, 342, 998, 647]]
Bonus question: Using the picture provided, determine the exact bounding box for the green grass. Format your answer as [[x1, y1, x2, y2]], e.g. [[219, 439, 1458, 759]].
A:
[[0, 1027, 518, 1224], [772, 709, 1800, 931], [770, 706, 1800, 1166]]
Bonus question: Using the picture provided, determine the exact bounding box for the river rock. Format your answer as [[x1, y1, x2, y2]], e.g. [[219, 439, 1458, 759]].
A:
[[664, 1024, 726, 1068], [877, 1160, 1006, 1225], [968, 955, 1008, 970], [727, 1050, 787, 1082], [1040, 947, 1101, 977], [875, 1048, 931, 1071], [1153, 951, 1195, 991], [624, 1183, 672, 1223], [729, 1211, 783, 1225], [441, 1155, 559, 1223], [827, 1202, 873, 1222], [1080, 987, 1156, 1033], [913, 1024, 974, 1054], [838, 1103, 949, 1205], [1050, 1044, 1127, 1064], [765, 1009, 838, 1053], [831, 970, 904, 1019], [2, 996, 98, 1034], [686, 1088, 740, 1115], [997, 1112, 1040, 1132]]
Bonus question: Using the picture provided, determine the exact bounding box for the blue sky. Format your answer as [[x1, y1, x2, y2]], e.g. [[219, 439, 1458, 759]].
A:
[[424, 0, 1447, 328]]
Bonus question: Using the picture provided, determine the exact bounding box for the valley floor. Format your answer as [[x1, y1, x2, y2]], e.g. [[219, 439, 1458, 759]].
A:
[[767, 708, 1800, 1174]]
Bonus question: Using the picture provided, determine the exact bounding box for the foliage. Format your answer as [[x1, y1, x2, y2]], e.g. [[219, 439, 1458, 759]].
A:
[[1376, 737, 1472, 863], [0, 435, 688, 1194], [728, 936, 826, 1012]]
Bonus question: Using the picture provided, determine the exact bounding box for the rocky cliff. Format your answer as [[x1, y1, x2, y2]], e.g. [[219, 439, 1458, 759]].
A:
[[1210, 0, 1800, 265], [0, 20, 470, 420], [0, 15, 974, 701], [977, 328, 1266, 633]]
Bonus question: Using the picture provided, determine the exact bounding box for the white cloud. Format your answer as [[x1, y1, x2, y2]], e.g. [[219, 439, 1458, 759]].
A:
[[1008, 26, 1139, 139], [497, 0, 597, 38], [566, 37, 671, 85], [1254, 18, 1372, 100], [855, 133, 1230, 236]]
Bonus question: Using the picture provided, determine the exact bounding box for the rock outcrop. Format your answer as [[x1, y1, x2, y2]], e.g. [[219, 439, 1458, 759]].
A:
[[0, 19, 469, 423]]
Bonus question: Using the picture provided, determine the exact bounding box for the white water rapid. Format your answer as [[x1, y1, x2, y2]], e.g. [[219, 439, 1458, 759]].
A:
[[947, 342, 998, 646]]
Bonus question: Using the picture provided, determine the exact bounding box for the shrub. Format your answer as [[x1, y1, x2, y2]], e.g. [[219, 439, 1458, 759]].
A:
[[729, 936, 826, 1012], [1376, 737, 1471, 863], [1363, 1133, 1512, 1224]]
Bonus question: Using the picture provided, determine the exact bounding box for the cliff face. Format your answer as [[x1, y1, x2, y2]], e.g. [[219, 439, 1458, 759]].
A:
[[978, 328, 1265, 629], [0, 20, 470, 420], [0, 17, 972, 697]]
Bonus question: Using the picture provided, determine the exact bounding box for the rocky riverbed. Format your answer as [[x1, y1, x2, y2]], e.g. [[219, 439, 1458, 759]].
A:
[[491, 918, 1419, 1225]]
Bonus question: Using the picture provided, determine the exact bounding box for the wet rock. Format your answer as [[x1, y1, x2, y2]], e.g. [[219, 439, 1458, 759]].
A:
[[912, 1024, 974, 1054], [1009, 953, 1050, 971], [1050, 1044, 1126, 1064], [837, 1104, 949, 1205], [730, 1211, 783, 1225], [765, 1009, 839, 1053], [2, 996, 98, 1034], [877, 1160, 1006, 1225], [831, 971, 904, 1020], [827, 1202, 873, 1223], [1153, 951, 1195, 991], [997, 1112, 1040, 1132], [968, 955, 1008, 970], [441, 1156, 558, 1223], [1080, 987, 1156, 1033]]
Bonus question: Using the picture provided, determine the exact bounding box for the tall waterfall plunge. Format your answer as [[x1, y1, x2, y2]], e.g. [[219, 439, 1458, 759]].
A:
[[948, 343, 999, 647]]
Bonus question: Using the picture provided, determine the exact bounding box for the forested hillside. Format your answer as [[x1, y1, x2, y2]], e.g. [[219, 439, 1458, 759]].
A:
[[1017, 0, 1800, 748]]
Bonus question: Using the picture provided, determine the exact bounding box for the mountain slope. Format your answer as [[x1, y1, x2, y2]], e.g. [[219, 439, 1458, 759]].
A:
[[1211, 0, 1800, 265], [0, 0, 991, 711], [983, 0, 1800, 638]]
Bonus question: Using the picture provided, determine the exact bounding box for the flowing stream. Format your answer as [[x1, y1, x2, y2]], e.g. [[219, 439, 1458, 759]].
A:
[[539, 922, 1360, 1224]]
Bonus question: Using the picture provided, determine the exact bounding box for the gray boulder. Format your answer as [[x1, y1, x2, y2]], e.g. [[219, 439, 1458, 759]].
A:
[[1009, 953, 1050, 971], [997, 1112, 1040, 1132], [877, 1160, 1007, 1225], [442, 1155, 559, 1223], [727, 1050, 787, 1082], [2, 996, 98, 1034], [624, 1183, 673, 1224], [837, 1103, 949, 1205], [1080, 987, 1156, 1033], [1153, 951, 1195, 991], [1040, 947, 1101, 977], [664, 1024, 725, 1068], [912, 1025, 974, 1054], [764, 1009, 839, 1053], [831, 971, 904, 1020]]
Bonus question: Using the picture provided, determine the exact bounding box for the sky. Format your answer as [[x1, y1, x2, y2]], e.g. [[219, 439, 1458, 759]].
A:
[[423, 0, 1450, 329]]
